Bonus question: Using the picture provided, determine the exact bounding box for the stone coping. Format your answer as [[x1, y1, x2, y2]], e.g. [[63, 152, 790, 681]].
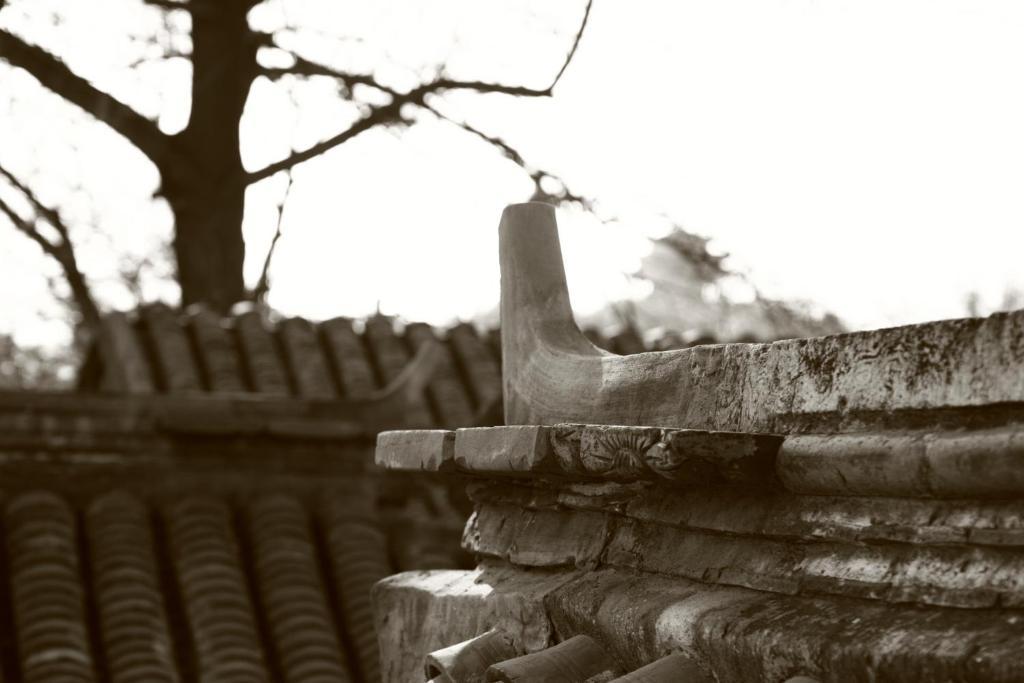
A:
[[497, 203, 1024, 433], [377, 423, 1024, 498]]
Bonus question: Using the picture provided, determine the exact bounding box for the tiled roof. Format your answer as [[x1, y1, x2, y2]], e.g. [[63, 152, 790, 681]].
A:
[[4, 488, 385, 683], [76, 304, 677, 427], [78, 304, 504, 430], [0, 391, 467, 682]]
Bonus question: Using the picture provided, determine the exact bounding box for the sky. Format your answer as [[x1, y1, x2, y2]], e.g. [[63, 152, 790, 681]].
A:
[[2, 0, 1024, 348]]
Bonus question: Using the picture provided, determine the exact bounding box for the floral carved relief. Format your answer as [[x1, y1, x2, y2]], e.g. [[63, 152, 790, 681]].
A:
[[577, 427, 661, 478]]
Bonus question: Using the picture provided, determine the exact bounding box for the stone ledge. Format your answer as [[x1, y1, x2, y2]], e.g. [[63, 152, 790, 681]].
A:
[[468, 482, 1024, 548], [780, 427, 1024, 497], [376, 430, 455, 472], [376, 423, 1024, 498], [376, 423, 782, 487], [463, 495, 1024, 610]]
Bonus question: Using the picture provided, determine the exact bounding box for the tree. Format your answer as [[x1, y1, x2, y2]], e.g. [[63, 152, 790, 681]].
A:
[[0, 0, 593, 319]]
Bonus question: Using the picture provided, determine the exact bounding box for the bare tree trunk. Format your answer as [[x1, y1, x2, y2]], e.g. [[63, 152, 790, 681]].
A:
[[166, 185, 247, 313], [162, 0, 257, 313]]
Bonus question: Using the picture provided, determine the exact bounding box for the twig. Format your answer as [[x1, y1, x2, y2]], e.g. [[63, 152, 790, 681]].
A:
[[420, 103, 592, 209], [0, 164, 101, 331], [248, 0, 595, 181], [252, 171, 294, 303], [549, 0, 593, 90]]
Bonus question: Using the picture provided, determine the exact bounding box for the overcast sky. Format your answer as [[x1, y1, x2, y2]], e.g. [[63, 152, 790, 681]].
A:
[[2, 0, 1023, 348]]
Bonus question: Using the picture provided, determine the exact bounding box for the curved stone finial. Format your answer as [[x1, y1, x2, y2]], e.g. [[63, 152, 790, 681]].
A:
[[498, 203, 605, 426]]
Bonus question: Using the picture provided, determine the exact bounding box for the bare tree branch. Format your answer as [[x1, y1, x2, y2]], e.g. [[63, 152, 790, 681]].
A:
[[259, 55, 388, 93], [142, 0, 190, 9], [245, 97, 409, 184], [248, 2, 594, 182], [252, 171, 294, 303], [263, 62, 556, 99], [421, 103, 592, 209], [264, 0, 593, 96], [549, 0, 593, 90], [244, 71, 573, 184], [0, 195, 57, 256], [0, 163, 67, 237], [0, 164, 102, 331], [0, 28, 169, 164]]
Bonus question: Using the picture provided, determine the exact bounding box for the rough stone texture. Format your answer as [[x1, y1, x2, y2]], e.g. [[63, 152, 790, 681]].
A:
[[378, 440, 1024, 679], [380, 424, 783, 489], [618, 488, 1024, 548], [382, 423, 1024, 499], [552, 424, 781, 486], [464, 502, 613, 569], [376, 429, 456, 472], [499, 202, 1024, 433], [373, 565, 578, 683], [376, 560, 1024, 683], [780, 426, 1024, 497], [453, 426, 557, 475], [546, 568, 1024, 683], [461, 481, 1024, 610], [605, 518, 1024, 608]]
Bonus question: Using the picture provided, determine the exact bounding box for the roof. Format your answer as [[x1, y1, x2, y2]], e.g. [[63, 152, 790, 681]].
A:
[[0, 390, 467, 682], [77, 304, 503, 431]]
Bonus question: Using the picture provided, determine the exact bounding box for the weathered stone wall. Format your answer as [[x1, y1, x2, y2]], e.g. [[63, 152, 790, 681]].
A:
[[377, 424, 1024, 681]]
